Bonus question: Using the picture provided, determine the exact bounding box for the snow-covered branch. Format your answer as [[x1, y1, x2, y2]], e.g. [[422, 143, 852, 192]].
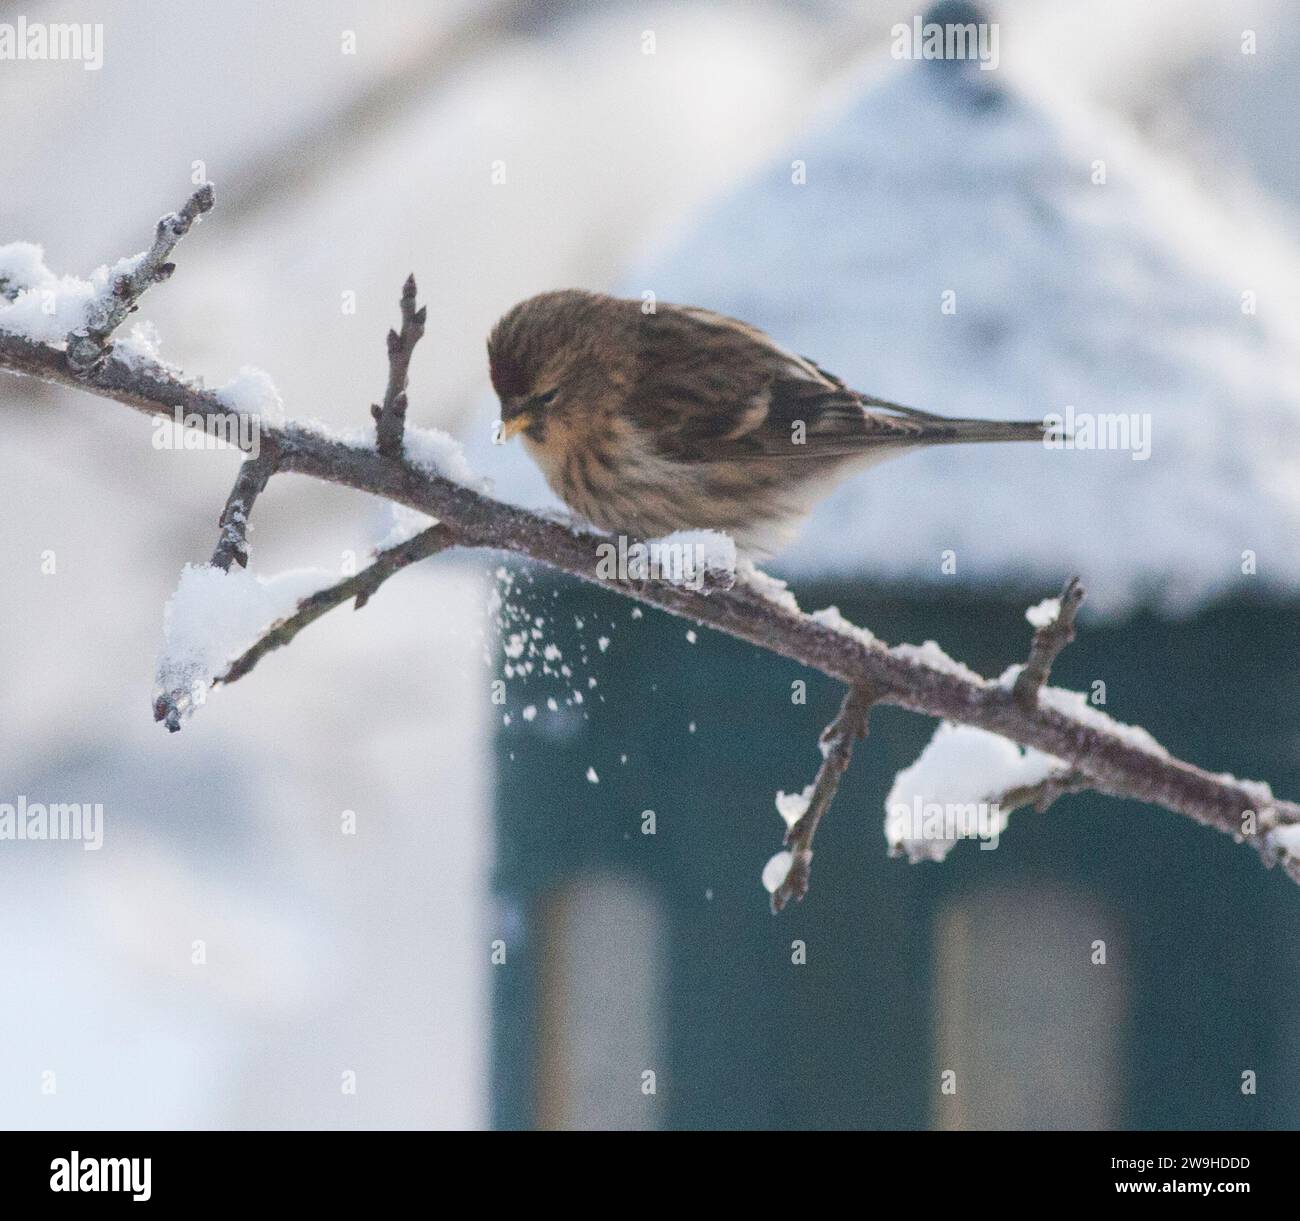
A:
[[3, 187, 1300, 907], [65, 184, 214, 375], [214, 523, 456, 689], [767, 683, 876, 913], [1012, 576, 1084, 712]]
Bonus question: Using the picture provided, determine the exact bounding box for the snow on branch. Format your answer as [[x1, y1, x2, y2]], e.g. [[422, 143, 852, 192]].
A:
[[3, 186, 1300, 907], [886, 720, 1088, 863], [65, 184, 214, 374], [1012, 575, 1084, 711], [767, 684, 876, 913]]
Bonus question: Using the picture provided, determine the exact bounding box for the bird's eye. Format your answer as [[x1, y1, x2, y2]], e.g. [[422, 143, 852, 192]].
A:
[[533, 388, 559, 409]]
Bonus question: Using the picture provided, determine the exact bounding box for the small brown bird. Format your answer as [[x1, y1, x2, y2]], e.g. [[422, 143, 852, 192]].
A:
[[488, 290, 1048, 557]]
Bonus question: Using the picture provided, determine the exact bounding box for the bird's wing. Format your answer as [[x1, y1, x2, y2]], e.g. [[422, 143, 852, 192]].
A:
[[625, 305, 934, 462]]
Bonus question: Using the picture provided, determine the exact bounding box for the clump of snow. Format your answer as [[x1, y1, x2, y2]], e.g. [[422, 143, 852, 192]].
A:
[[1268, 816, 1300, 873], [293, 419, 489, 496], [298, 419, 376, 449], [994, 665, 1169, 758], [761, 850, 794, 894], [764, 789, 811, 895], [885, 721, 1069, 863], [376, 503, 438, 550], [585, 767, 599, 784], [810, 604, 878, 649], [738, 562, 801, 613], [775, 785, 812, 829], [889, 662, 1176, 862], [0, 242, 54, 297], [0, 243, 142, 344], [216, 366, 285, 424], [654, 528, 737, 589], [1025, 597, 1061, 629], [111, 320, 177, 372], [156, 563, 335, 718], [404, 425, 489, 493], [893, 639, 988, 687], [1271, 825, 1300, 856], [1037, 684, 1167, 756]]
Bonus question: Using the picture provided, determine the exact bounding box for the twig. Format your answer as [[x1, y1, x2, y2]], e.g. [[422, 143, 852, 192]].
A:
[[772, 684, 877, 913], [996, 769, 1092, 815], [371, 274, 426, 457], [211, 443, 280, 571], [1013, 575, 1085, 712], [66, 185, 214, 374], [214, 523, 457, 686]]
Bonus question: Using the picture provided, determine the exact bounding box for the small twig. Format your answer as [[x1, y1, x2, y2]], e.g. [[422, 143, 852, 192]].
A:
[[771, 684, 878, 913], [371, 274, 426, 457], [210, 443, 280, 571], [997, 769, 1092, 815], [214, 523, 457, 686], [1013, 575, 1085, 712], [66, 185, 215, 374]]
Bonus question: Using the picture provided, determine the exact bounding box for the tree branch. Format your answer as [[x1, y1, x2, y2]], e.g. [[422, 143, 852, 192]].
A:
[[4, 186, 1300, 905], [6, 328, 1297, 867]]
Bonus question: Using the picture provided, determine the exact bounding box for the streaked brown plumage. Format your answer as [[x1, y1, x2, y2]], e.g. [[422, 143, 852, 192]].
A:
[[488, 289, 1048, 556]]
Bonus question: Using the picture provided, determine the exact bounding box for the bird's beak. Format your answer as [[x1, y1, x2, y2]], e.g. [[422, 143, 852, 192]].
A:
[[495, 412, 533, 443]]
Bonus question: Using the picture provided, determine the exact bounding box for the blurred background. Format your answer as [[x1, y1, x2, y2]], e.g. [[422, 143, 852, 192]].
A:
[[2, 0, 1300, 1129]]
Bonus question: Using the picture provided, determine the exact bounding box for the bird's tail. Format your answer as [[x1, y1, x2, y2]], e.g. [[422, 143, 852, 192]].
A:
[[855, 394, 1055, 446], [921, 417, 1053, 445]]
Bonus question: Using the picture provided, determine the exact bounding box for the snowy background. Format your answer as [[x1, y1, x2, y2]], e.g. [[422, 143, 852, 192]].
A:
[[2, 0, 1298, 1128]]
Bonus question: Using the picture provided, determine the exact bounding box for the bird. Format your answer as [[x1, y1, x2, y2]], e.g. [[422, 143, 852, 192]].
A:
[[488, 289, 1050, 558]]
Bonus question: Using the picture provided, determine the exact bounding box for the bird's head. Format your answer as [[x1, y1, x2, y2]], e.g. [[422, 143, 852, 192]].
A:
[[488, 289, 633, 443]]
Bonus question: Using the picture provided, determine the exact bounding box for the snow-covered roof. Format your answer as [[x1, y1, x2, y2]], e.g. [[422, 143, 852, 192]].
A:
[[467, 52, 1300, 615]]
